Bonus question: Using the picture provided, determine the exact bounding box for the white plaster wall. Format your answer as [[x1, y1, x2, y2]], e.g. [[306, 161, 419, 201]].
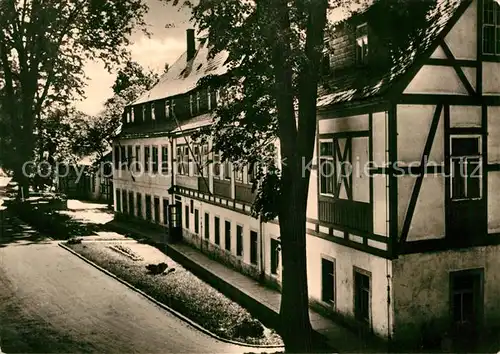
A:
[[352, 137, 369, 203], [393, 246, 500, 342], [397, 105, 444, 165], [482, 62, 500, 95], [488, 106, 500, 163], [318, 114, 369, 134], [306, 236, 393, 338], [403, 66, 468, 95], [450, 105, 481, 128], [443, 0, 477, 60], [373, 174, 388, 237], [307, 137, 319, 219], [488, 171, 500, 233], [372, 111, 387, 167]]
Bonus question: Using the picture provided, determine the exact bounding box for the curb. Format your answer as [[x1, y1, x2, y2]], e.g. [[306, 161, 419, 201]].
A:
[[58, 242, 284, 350]]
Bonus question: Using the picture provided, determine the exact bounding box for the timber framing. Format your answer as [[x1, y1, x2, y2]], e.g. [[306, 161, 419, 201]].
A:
[[440, 41, 476, 96]]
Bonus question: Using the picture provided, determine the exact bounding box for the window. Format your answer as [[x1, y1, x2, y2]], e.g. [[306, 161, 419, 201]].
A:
[[162, 146, 169, 173], [145, 195, 152, 221], [204, 212, 210, 239], [270, 238, 280, 275], [213, 150, 221, 179], [163, 199, 169, 225], [136, 193, 142, 219], [120, 146, 126, 170], [121, 190, 127, 214], [225, 220, 231, 251], [196, 91, 201, 114], [236, 225, 243, 256], [152, 146, 159, 173], [177, 145, 189, 175], [223, 159, 231, 180], [127, 146, 133, 170], [450, 269, 483, 330], [165, 99, 170, 119], [321, 258, 335, 304], [171, 99, 176, 117], [185, 205, 190, 229], [193, 145, 202, 176], [154, 197, 160, 223], [114, 146, 120, 170], [115, 188, 121, 212], [354, 269, 371, 324], [208, 87, 212, 110], [235, 164, 244, 183], [247, 163, 257, 185], [144, 146, 150, 172], [483, 0, 500, 55], [250, 231, 258, 265], [320, 140, 335, 196], [126, 111, 130, 123], [189, 94, 194, 116], [355, 23, 369, 65], [194, 209, 199, 234], [151, 103, 156, 120], [135, 146, 141, 172], [451, 137, 482, 200], [214, 216, 220, 245], [131, 108, 135, 123], [128, 191, 134, 216]]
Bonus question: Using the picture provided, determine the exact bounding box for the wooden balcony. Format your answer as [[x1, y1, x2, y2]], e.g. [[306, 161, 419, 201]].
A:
[[213, 178, 231, 199], [235, 182, 255, 204], [319, 198, 372, 234], [198, 176, 210, 194]]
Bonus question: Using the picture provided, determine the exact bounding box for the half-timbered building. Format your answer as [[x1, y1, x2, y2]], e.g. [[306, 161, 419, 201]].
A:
[[113, 0, 500, 348]]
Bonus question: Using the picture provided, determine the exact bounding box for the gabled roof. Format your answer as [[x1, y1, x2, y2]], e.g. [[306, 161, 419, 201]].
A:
[[317, 0, 467, 108], [132, 41, 230, 105]]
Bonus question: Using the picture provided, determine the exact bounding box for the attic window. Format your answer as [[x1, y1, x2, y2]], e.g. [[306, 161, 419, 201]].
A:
[[197, 63, 203, 70], [151, 103, 156, 121], [355, 23, 369, 65], [482, 0, 500, 55]]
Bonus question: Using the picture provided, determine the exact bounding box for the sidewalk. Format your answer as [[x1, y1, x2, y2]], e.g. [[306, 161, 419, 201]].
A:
[[106, 219, 389, 353]]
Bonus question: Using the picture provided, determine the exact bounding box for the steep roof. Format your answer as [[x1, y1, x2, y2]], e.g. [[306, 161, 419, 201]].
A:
[[317, 0, 467, 108], [132, 41, 229, 105]]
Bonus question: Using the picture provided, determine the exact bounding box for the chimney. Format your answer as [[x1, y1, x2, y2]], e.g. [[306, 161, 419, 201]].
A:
[[186, 29, 195, 62]]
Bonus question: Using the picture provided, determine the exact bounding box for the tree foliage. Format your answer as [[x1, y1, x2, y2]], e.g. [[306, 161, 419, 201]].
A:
[[0, 0, 148, 194]]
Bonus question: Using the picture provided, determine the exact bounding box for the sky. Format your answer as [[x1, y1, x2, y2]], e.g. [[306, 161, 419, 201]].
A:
[[74, 0, 192, 116]]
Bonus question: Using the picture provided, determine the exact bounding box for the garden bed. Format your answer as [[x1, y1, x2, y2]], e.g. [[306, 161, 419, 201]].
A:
[[65, 241, 283, 346]]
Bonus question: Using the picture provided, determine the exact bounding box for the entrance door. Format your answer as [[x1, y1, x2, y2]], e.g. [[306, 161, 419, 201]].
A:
[[450, 269, 483, 348], [448, 136, 485, 243], [168, 202, 182, 243]]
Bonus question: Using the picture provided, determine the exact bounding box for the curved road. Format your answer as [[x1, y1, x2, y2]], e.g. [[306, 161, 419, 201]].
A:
[[0, 215, 268, 353]]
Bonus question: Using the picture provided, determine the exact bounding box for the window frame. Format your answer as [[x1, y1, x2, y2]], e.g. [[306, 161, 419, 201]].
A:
[[482, 0, 500, 55], [224, 220, 231, 252], [236, 224, 244, 257], [321, 256, 336, 306], [250, 230, 258, 265], [319, 139, 336, 197], [353, 266, 371, 325], [152, 146, 159, 173], [194, 208, 200, 234], [161, 145, 169, 174], [204, 212, 210, 239], [214, 216, 221, 245], [144, 146, 150, 172], [270, 237, 281, 276], [355, 23, 369, 65], [151, 102, 156, 121], [450, 135, 482, 202]]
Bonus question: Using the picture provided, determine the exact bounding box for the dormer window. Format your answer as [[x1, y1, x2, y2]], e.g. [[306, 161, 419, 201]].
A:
[[151, 103, 156, 121], [207, 87, 212, 110], [196, 91, 200, 114], [165, 99, 170, 119], [189, 94, 194, 116], [142, 105, 146, 121], [355, 23, 368, 65], [131, 108, 135, 123], [482, 0, 500, 55], [126, 111, 130, 123]]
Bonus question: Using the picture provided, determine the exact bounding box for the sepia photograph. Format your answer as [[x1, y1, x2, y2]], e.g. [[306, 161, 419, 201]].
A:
[[1, 0, 499, 353]]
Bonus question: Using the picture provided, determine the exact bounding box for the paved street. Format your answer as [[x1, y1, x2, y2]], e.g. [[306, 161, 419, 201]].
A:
[[0, 212, 259, 353]]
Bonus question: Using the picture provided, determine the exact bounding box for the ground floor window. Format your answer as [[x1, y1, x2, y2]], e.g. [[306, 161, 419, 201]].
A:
[[194, 209, 199, 234], [128, 191, 134, 216], [154, 197, 160, 223], [354, 268, 371, 324], [185, 205, 189, 229], [214, 216, 220, 245], [321, 258, 335, 305], [136, 193, 142, 219], [225, 220, 231, 251], [116, 188, 121, 212], [250, 231, 258, 265], [163, 199, 169, 225], [122, 190, 127, 214], [450, 269, 483, 335], [145, 195, 152, 221], [270, 238, 280, 275], [204, 212, 210, 239], [236, 225, 243, 256]]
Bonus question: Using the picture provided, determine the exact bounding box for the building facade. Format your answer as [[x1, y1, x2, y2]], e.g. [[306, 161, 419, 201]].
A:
[[113, 0, 500, 349]]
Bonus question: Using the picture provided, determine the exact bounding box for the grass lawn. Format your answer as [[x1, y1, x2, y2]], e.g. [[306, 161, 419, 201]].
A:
[[65, 241, 283, 346]]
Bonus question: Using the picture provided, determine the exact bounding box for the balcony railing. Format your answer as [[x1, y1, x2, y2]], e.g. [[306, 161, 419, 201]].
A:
[[235, 182, 255, 204]]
